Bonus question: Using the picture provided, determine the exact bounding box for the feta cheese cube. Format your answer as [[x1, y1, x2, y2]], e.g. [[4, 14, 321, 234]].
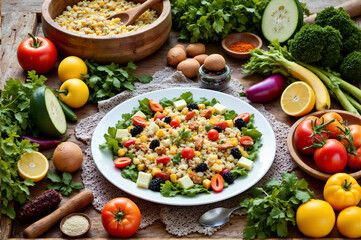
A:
[[136, 172, 153, 189], [213, 103, 227, 114], [148, 122, 159, 134], [237, 156, 254, 170], [132, 110, 146, 119], [173, 99, 187, 111], [178, 175, 194, 189], [115, 129, 129, 140]]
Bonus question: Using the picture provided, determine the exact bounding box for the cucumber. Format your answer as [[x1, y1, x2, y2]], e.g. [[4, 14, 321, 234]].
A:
[[30, 86, 67, 137], [56, 95, 78, 123], [261, 0, 303, 43]]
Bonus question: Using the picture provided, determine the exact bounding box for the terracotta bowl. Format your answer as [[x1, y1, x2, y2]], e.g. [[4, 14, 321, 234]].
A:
[[287, 110, 361, 181], [221, 32, 262, 59], [41, 0, 171, 63], [60, 213, 91, 237]]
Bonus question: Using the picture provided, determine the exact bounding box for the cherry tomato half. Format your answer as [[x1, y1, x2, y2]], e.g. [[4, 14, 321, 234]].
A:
[[234, 113, 250, 123], [208, 129, 219, 141], [347, 147, 361, 170], [240, 136, 254, 146], [114, 157, 132, 168], [154, 113, 165, 121], [149, 100, 163, 112], [123, 140, 135, 148], [133, 116, 147, 127], [156, 156, 171, 164], [211, 174, 224, 193], [314, 139, 347, 173], [154, 172, 170, 182], [185, 111, 195, 120], [216, 121, 229, 130], [170, 119, 180, 128], [181, 147, 195, 159]]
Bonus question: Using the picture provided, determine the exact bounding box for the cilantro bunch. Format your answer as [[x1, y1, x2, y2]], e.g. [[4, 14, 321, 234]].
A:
[[47, 171, 83, 196], [83, 60, 153, 103], [240, 172, 313, 239]]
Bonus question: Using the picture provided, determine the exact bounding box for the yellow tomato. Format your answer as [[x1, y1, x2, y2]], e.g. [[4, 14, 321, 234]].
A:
[[59, 78, 89, 108], [337, 206, 361, 238], [58, 56, 87, 82], [296, 199, 335, 238]]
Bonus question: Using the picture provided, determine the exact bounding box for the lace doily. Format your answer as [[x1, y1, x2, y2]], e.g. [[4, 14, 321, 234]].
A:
[[75, 67, 296, 236]]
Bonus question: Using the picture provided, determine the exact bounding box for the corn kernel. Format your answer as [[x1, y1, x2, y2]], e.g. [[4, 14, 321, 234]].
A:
[[156, 129, 165, 138], [209, 119, 217, 126], [152, 167, 162, 176], [165, 107, 172, 111], [216, 160, 222, 165], [181, 108, 189, 115], [170, 146, 177, 155], [226, 120, 233, 127], [242, 151, 249, 157], [175, 116, 181, 122], [117, 148, 127, 157], [168, 129, 173, 134], [211, 163, 223, 172], [193, 132, 197, 136], [147, 154, 155, 160], [208, 147, 212, 151], [224, 153, 229, 158], [133, 158, 140, 165], [198, 104, 205, 110], [170, 174, 178, 183], [195, 151, 201, 156], [140, 135, 147, 142], [128, 126, 134, 130], [137, 164, 145, 171], [145, 122, 150, 126], [163, 112, 168, 116], [203, 179, 211, 189], [187, 168, 193, 173], [154, 111, 161, 116], [230, 138, 238, 146]]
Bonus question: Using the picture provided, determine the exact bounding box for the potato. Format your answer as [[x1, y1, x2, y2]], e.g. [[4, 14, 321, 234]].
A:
[[186, 43, 206, 57], [167, 47, 186, 66], [177, 59, 200, 78], [52, 142, 83, 173], [193, 54, 208, 65], [174, 44, 185, 51], [204, 54, 226, 71]]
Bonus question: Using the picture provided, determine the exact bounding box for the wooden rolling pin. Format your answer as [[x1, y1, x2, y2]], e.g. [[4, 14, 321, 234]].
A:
[[304, 0, 361, 24], [23, 189, 94, 238]]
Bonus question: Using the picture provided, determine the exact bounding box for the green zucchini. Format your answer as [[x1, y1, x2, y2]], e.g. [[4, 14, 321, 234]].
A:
[[56, 96, 78, 123], [261, 0, 303, 43], [30, 86, 67, 137]]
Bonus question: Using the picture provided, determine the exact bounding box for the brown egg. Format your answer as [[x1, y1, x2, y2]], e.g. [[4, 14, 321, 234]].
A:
[[167, 47, 186, 66], [193, 54, 208, 65], [186, 43, 206, 57], [174, 44, 185, 51], [177, 59, 200, 78], [204, 54, 226, 71], [52, 142, 83, 173]]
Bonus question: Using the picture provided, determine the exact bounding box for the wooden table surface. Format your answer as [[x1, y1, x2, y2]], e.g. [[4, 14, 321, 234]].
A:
[[1, 0, 361, 239]]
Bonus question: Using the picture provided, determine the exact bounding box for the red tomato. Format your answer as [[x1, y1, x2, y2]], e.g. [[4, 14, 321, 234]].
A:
[[185, 111, 195, 120], [17, 33, 57, 74], [123, 140, 135, 148], [114, 157, 132, 168], [156, 156, 171, 164], [216, 121, 229, 130], [221, 169, 230, 175], [321, 112, 344, 139], [170, 119, 180, 128], [211, 174, 224, 193], [149, 100, 163, 112], [101, 197, 141, 237], [314, 139, 347, 173], [234, 113, 250, 123], [208, 129, 219, 141], [294, 117, 328, 155], [154, 172, 170, 182], [154, 113, 165, 121], [341, 125, 361, 148], [132, 116, 147, 127], [240, 136, 254, 146], [181, 147, 195, 159], [348, 147, 361, 170]]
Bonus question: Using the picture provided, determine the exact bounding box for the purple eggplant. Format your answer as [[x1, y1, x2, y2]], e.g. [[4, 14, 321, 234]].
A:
[[245, 75, 285, 102], [22, 135, 61, 150]]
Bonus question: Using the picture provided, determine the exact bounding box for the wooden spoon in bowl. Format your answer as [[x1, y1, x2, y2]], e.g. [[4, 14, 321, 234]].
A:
[[107, 0, 161, 26]]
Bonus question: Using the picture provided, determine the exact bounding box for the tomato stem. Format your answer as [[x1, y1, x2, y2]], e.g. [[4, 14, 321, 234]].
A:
[[111, 207, 127, 225], [337, 123, 357, 154], [342, 179, 352, 191], [303, 118, 335, 149], [28, 33, 43, 48]]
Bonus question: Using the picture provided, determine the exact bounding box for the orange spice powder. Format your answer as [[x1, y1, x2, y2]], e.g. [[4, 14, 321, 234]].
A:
[[229, 40, 255, 53]]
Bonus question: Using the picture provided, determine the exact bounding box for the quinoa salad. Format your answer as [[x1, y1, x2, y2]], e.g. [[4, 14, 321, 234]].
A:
[[100, 92, 263, 197]]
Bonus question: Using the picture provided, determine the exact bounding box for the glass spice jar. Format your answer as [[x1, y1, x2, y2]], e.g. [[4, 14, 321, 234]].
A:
[[198, 64, 231, 91]]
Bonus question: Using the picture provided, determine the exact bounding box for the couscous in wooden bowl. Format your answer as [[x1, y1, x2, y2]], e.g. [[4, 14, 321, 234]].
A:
[[42, 0, 171, 63]]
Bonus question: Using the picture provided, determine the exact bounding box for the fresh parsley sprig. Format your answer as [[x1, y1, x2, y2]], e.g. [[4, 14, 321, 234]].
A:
[[170, 128, 191, 145], [47, 171, 83, 196]]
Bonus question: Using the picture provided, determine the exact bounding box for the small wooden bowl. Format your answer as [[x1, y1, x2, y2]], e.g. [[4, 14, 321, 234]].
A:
[[221, 32, 262, 59], [60, 213, 91, 238], [287, 110, 361, 181], [41, 0, 171, 63]]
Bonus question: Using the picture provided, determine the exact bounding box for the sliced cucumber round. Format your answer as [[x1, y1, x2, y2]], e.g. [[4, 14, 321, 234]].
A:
[[261, 0, 303, 43], [30, 86, 67, 137]]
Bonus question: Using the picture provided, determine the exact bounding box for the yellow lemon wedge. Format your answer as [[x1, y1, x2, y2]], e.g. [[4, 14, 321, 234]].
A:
[[280, 81, 315, 117], [17, 151, 49, 182]]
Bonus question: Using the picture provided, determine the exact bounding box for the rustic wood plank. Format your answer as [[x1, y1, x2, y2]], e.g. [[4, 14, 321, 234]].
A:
[[2, 0, 43, 14], [0, 12, 37, 90]]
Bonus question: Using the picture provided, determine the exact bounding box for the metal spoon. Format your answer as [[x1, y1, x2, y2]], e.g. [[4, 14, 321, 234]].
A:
[[106, 0, 161, 26], [199, 206, 242, 227]]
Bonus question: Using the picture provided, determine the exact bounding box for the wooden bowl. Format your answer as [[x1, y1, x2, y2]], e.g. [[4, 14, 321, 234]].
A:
[[60, 213, 91, 237], [41, 0, 171, 63], [221, 32, 262, 59], [287, 110, 361, 181]]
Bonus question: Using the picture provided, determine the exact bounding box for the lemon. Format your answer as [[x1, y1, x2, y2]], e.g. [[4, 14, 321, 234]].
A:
[[280, 81, 315, 117], [17, 151, 49, 182], [58, 56, 88, 82]]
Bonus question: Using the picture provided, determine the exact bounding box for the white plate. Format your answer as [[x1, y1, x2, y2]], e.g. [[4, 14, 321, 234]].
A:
[[91, 88, 276, 206]]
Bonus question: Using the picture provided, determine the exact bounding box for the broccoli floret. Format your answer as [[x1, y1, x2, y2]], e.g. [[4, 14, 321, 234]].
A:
[[288, 25, 342, 68], [340, 51, 361, 83], [315, 7, 361, 55]]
